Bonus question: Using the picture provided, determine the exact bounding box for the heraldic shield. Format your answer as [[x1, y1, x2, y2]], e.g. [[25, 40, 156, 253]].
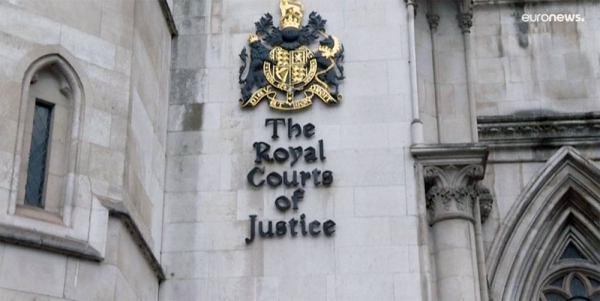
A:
[[238, 0, 345, 111]]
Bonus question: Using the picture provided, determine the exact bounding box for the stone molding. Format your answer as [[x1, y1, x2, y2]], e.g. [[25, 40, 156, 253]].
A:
[[99, 197, 166, 281], [486, 146, 600, 301], [0, 197, 166, 282], [412, 144, 492, 225], [159, 0, 178, 36], [426, 14, 440, 32], [478, 113, 600, 147], [404, 0, 418, 13], [473, 0, 567, 5], [0, 223, 104, 260]]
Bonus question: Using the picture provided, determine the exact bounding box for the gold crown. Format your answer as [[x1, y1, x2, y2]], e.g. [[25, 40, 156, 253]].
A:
[[280, 0, 304, 28], [248, 34, 259, 43]]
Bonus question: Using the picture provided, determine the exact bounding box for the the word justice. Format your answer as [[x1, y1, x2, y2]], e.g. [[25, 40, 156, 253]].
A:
[[245, 189, 336, 243]]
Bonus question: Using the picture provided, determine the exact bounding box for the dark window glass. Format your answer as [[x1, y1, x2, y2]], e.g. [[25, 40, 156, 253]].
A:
[[545, 293, 567, 301], [561, 243, 587, 260], [551, 277, 565, 288], [570, 276, 587, 297], [545, 292, 567, 301], [24, 102, 53, 207]]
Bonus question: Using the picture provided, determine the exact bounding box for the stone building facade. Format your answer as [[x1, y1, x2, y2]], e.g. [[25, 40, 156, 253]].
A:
[[0, 0, 598, 301]]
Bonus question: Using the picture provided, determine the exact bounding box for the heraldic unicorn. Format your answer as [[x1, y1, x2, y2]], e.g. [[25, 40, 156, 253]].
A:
[[238, 0, 345, 111]]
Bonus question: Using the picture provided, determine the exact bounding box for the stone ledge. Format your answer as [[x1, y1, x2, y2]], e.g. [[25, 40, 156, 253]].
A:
[[477, 112, 600, 148], [474, 0, 574, 5], [0, 201, 166, 282], [410, 143, 489, 166], [0, 224, 104, 261], [99, 198, 167, 282]]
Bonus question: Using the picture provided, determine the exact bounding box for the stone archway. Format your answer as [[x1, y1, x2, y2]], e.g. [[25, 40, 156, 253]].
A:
[[487, 147, 600, 301]]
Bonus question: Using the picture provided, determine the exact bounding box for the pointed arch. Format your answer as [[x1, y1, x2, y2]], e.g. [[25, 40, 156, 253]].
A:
[[8, 51, 86, 226], [487, 146, 600, 301], [0, 46, 108, 260]]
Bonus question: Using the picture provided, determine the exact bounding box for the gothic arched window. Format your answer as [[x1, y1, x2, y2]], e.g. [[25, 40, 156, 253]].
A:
[[17, 65, 72, 212], [1, 49, 109, 260], [487, 147, 600, 301], [539, 242, 600, 301], [8, 53, 84, 225]]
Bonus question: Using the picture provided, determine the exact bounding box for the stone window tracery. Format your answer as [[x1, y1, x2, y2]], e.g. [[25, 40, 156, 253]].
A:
[[538, 239, 600, 301], [540, 271, 600, 301], [487, 147, 600, 301]]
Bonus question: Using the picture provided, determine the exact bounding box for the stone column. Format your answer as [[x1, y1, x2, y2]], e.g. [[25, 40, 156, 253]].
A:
[[426, 13, 442, 143], [412, 144, 491, 301], [457, 11, 478, 143], [426, 164, 482, 301], [405, 0, 424, 144]]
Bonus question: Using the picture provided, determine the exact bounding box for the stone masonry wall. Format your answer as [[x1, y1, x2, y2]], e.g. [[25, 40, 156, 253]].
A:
[[0, 0, 170, 299], [126, 0, 172, 255], [474, 1, 600, 115], [162, 0, 423, 300], [471, 1, 600, 254], [427, 0, 473, 143], [0, 217, 158, 300], [415, 0, 439, 144]]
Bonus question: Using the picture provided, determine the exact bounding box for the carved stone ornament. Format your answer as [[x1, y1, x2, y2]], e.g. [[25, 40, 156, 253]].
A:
[[477, 113, 600, 147], [238, 0, 345, 111], [424, 164, 485, 225], [426, 14, 440, 32], [457, 13, 473, 33], [476, 182, 493, 223]]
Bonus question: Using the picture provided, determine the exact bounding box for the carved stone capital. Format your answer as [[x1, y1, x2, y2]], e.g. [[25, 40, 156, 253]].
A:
[[424, 165, 482, 225], [426, 14, 440, 32], [457, 13, 473, 33], [411, 143, 490, 226]]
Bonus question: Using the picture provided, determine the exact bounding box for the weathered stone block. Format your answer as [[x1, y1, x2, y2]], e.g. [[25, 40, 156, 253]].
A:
[[354, 186, 406, 217], [100, 7, 134, 49], [83, 106, 112, 148], [60, 26, 116, 70], [391, 216, 419, 246], [335, 217, 391, 247], [165, 191, 236, 223], [263, 238, 335, 276], [170, 68, 209, 104], [0, 245, 67, 298], [64, 259, 117, 301], [172, 34, 207, 69], [337, 246, 409, 274], [336, 275, 395, 301], [0, 4, 61, 45]]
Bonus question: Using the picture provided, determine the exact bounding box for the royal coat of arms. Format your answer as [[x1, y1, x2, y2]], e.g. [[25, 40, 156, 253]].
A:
[[238, 0, 345, 111]]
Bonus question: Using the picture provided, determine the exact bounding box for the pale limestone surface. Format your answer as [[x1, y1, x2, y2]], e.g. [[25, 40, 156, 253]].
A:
[[472, 1, 600, 115], [0, 217, 157, 300], [0, 0, 170, 300], [0, 0, 598, 300], [161, 0, 421, 300]]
